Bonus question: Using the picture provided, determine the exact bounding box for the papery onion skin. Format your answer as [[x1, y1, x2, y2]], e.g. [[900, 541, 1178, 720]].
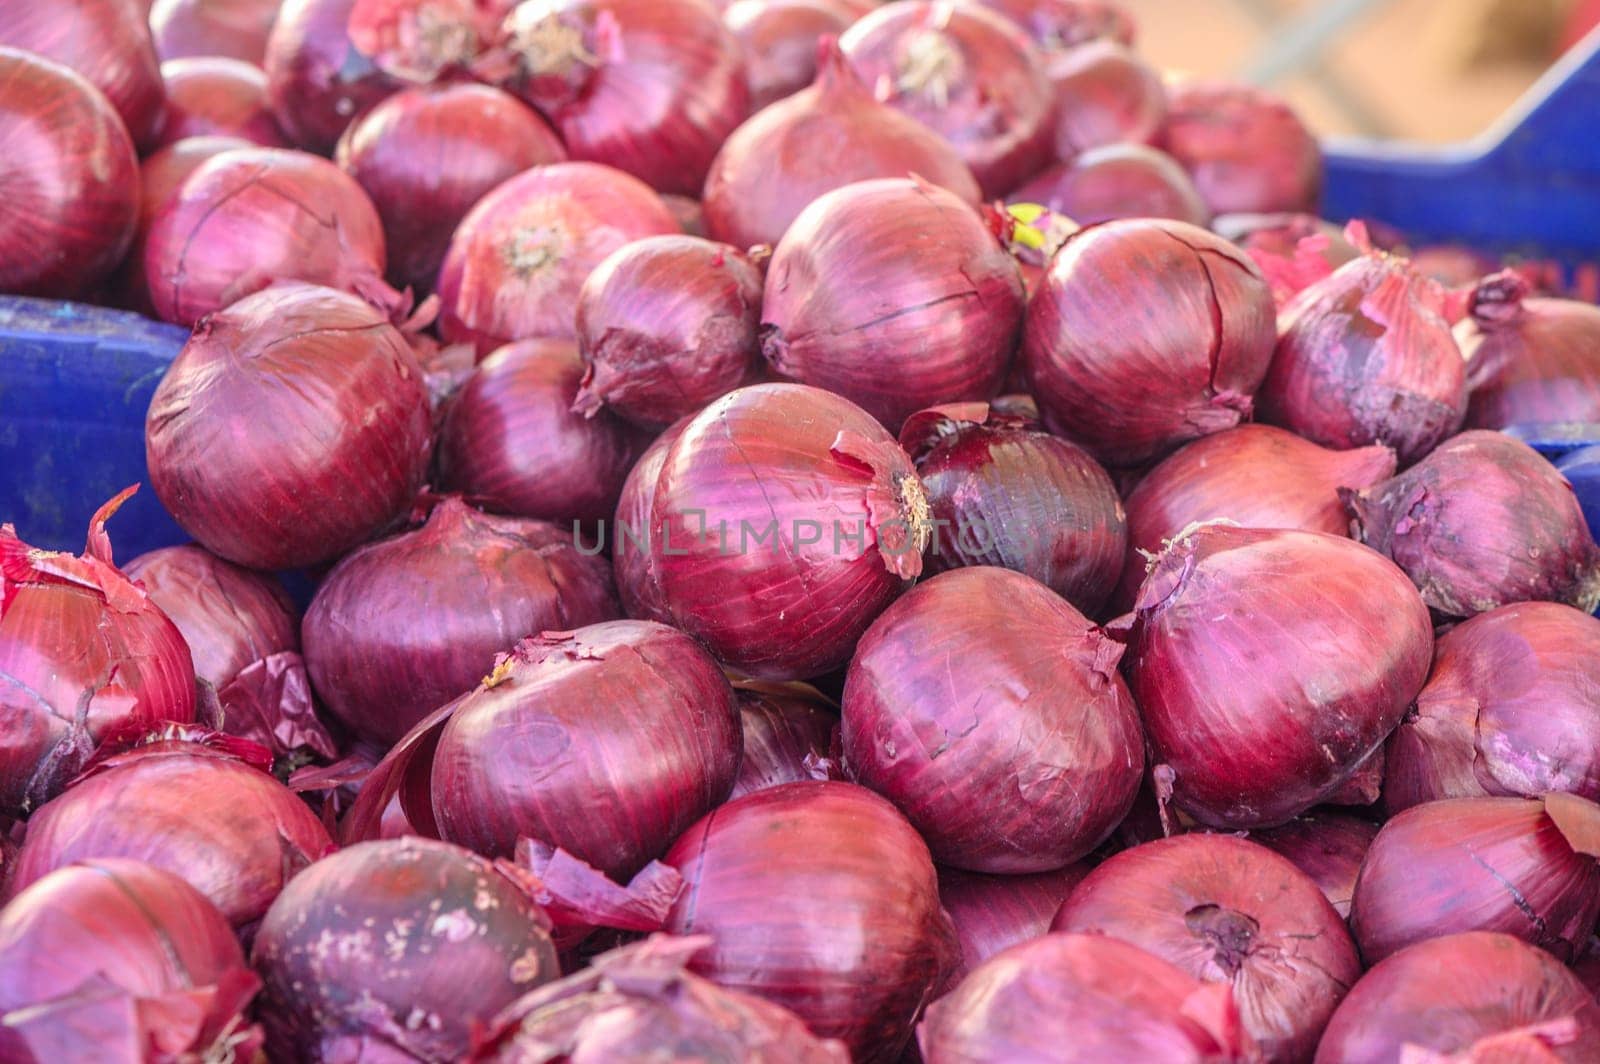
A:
[[724, 0, 855, 110], [1009, 144, 1207, 228], [335, 82, 568, 295], [1249, 813, 1378, 920], [0, 859, 260, 1064], [265, 0, 403, 153], [841, 2, 1053, 198], [730, 682, 839, 800], [612, 419, 688, 624], [152, 0, 281, 63], [1314, 932, 1600, 1064], [937, 865, 1089, 981], [1126, 524, 1433, 829], [302, 497, 621, 748], [1021, 219, 1276, 468], [437, 161, 681, 355], [1048, 39, 1164, 159], [1343, 430, 1600, 618], [145, 284, 434, 572], [844, 567, 1142, 872], [574, 235, 764, 428], [1158, 81, 1322, 217], [761, 177, 1025, 431], [1113, 424, 1396, 613], [253, 838, 560, 1063], [0, 49, 139, 299], [1459, 273, 1600, 429], [1052, 832, 1360, 1062], [437, 339, 642, 523], [156, 57, 286, 147], [662, 780, 957, 1063], [649, 383, 930, 680], [961, 0, 1135, 50]]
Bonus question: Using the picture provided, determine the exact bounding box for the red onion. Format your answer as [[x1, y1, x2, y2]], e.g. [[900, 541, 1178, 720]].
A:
[[1009, 145, 1207, 228], [123, 545, 337, 770], [1021, 219, 1276, 468], [1459, 272, 1600, 429], [8, 741, 335, 934], [574, 235, 764, 428], [1249, 813, 1378, 920], [303, 498, 620, 747], [335, 83, 567, 295], [265, 0, 404, 153], [661, 781, 957, 1062], [1158, 81, 1322, 217], [1114, 424, 1396, 613], [840, 2, 1054, 198], [156, 57, 286, 147], [724, 0, 854, 110], [0, 491, 196, 817], [489, 0, 749, 196], [0, 49, 139, 300], [611, 418, 686, 624], [1350, 794, 1600, 965], [1213, 212, 1361, 306], [761, 178, 1025, 431], [0, 859, 261, 1063], [1125, 524, 1433, 829], [1048, 39, 1163, 158], [1052, 833, 1360, 1062], [253, 837, 560, 1062], [919, 933, 1250, 1062], [730, 681, 839, 799], [844, 567, 1142, 871], [152, 0, 281, 63], [346, 0, 502, 83], [648, 383, 930, 679], [437, 161, 681, 354], [145, 284, 434, 571], [1343, 431, 1600, 617], [937, 865, 1089, 980], [960, 0, 1135, 50]]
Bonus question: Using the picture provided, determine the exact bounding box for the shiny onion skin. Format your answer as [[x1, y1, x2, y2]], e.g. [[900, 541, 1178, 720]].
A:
[[156, 57, 287, 147], [701, 37, 982, 252], [730, 681, 839, 800], [761, 178, 1025, 431], [661, 781, 957, 1063], [724, 0, 855, 110], [1052, 833, 1360, 1062], [0, 860, 260, 1064], [490, 0, 750, 196], [1048, 39, 1164, 158], [574, 235, 764, 428], [1258, 250, 1467, 466], [1343, 431, 1600, 618], [1125, 524, 1433, 829], [473, 934, 851, 1063], [844, 567, 1142, 871], [302, 498, 620, 748], [612, 419, 687, 624], [252, 838, 560, 1063], [841, 3, 1053, 198], [0, 492, 196, 817], [438, 340, 640, 523], [145, 285, 434, 572], [1158, 81, 1322, 217], [335, 82, 567, 295], [265, 0, 404, 153], [648, 383, 931, 680], [901, 403, 1127, 615], [1459, 272, 1600, 429], [1021, 219, 1276, 468], [1008, 144, 1207, 228], [1113, 424, 1396, 613], [1349, 795, 1600, 965], [436, 161, 681, 354], [1314, 932, 1600, 1064], [1385, 603, 1600, 811], [7, 743, 336, 934], [962, 0, 1135, 50], [1249, 813, 1378, 920], [152, 0, 281, 63], [918, 933, 1250, 1064], [937, 865, 1089, 981], [0, 50, 139, 300]]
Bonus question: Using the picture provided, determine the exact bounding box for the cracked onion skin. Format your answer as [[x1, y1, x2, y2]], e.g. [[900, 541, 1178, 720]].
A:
[[1250, 813, 1378, 921], [1020, 219, 1276, 468], [1459, 271, 1600, 429], [1124, 524, 1433, 830], [937, 864, 1090, 981], [1051, 832, 1360, 1063]]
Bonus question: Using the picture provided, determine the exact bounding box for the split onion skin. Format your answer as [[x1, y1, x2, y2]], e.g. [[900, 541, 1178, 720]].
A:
[[156, 57, 286, 148], [264, 0, 403, 153], [151, 0, 281, 64], [1250, 813, 1378, 920], [1158, 81, 1323, 217], [1008, 144, 1208, 228], [1458, 272, 1600, 429], [937, 864, 1090, 981]]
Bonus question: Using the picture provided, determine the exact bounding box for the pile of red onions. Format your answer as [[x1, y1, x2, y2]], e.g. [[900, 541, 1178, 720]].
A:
[[156, 57, 286, 147], [1251, 813, 1378, 920], [152, 0, 281, 63], [610, 418, 685, 624], [1009, 144, 1208, 228], [1158, 80, 1323, 216], [1049, 39, 1165, 158], [728, 680, 838, 800], [1343, 430, 1600, 617], [264, 0, 403, 153], [146, 284, 434, 572], [937, 864, 1089, 980], [1459, 271, 1600, 428], [723, 0, 856, 109]]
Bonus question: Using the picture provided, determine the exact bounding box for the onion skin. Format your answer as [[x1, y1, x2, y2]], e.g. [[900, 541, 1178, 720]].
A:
[[661, 780, 958, 1063], [437, 340, 642, 523], [1048, 39, 1165, 158], [1158, 81, 1322, 217], [841, 3, 1054, 198], [612, 418, 687, 624], [730, 681, 839, 800], [1314, 932, 1600, 1063], [1249, 813, 1378, 920], [761, 178, 1025, 431], [575, 235, 764, 428], [702, 36, 982, 252], [1052, 833, 1360, 1062], [1009, 144, 1207, 228], [156, 57, 286, 147], [725, 1, 854, 111], [0, 49, 139, 300], [843, 567, 1143, 872], [145, 284, 434, 572], [252, 838, 560, 1063], [962, 0, 1136, 50], [0, 859, 261, 1064], [1021, 219, 1276, 468], [335, 82, 568, 295], [1343, 431, 1600, 618], [265, 0, 403, 153], [1459, 272, 1600, 429], [1113, 424, 1396, 613], [152, 0, 281, 63], [648, 383, 930, 680], [1125, 524, 1433, 829], [937, 865, 1089, 981]]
